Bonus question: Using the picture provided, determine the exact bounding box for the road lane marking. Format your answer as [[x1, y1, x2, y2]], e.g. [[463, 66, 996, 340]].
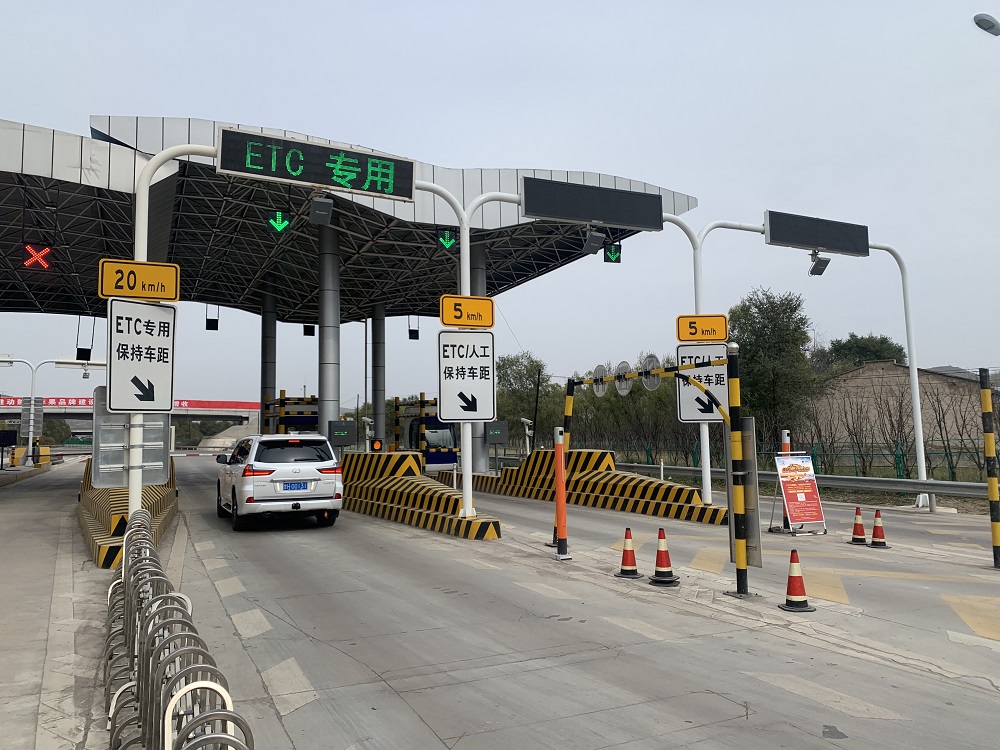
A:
[[194, 541, 215, 552], [689, 547, 728, 574], [232, 608, 272, 639], [603, 616, 674, 642], [165, 514, 188, 588], [609, 531, 657, 551], [515, 582, 576, 599], [743, 672, 904, 720], [458, 558, 501, 569], [942, 595, 1000, 641], [801, 569, 850, 605], [203, 557, 230, 570], [214, 577, 245, 598], [261, 658, 319, 716], [933, 543, 984, 550]]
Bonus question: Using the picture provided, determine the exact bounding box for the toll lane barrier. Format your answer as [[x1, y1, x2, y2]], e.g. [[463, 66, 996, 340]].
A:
[[343, 451, 501, 540], [461, 450, 727, 525], [76, 458, 178, 569]]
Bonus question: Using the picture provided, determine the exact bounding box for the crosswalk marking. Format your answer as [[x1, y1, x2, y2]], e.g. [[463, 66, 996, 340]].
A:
[[743, 672, 904, 720]]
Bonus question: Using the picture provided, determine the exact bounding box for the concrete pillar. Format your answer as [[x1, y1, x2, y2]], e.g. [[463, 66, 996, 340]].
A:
[[318, 224, 340, 439], [260, 286, 277, 433], [372, 303, 386, 444], [470, 242, 489, 473]]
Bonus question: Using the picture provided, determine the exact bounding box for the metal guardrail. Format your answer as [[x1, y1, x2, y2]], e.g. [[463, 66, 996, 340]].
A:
[[105, 509, 253, 750], [616, 462, 992, 500]]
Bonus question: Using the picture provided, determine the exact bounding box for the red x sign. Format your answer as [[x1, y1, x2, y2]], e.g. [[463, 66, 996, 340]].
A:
[[23, 244, 52, 269]]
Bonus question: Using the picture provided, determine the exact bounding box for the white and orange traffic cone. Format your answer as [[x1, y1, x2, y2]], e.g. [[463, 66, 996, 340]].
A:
[[778, 549, 816, 612], [648, 528, 679, 587], [867, 510, 891, 548], [614, 528, 642, 579], [848, 507, 867, 545]]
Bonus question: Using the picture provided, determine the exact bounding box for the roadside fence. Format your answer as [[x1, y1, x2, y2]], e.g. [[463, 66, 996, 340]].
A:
[[104, 509, 253, 750]]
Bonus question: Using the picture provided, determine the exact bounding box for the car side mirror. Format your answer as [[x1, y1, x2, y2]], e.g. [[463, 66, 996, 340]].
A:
[[216, 454, 229, 464]]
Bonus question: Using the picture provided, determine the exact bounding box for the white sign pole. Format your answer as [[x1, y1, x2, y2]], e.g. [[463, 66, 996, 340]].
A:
[[415, 181, 520, 519], [130, 144, 217, 516]]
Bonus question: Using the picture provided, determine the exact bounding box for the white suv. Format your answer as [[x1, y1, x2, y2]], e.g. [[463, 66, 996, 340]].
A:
[[216, 434, 343, 531]]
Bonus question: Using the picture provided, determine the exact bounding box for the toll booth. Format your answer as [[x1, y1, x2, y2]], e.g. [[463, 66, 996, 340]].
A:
[[263, 390, 318, 434], [393, 393, 459, 465]]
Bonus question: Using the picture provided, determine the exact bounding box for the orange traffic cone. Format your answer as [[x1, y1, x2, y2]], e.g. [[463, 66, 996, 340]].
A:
[[848, 507, 867, 545], [778, 549, 816, 612], [614, 528, 642, 579], [648, 528, 679, 587], [867, 510, 890, 548]]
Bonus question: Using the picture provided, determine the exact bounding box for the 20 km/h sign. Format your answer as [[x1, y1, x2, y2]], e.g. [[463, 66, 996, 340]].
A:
[[676, 343, 727, 423], [437, 330, 496, 422], [676, 314, 728, 343], [99, 260, 180, 302], [107, 299, 176, 413], [439, 295, 494, 329]]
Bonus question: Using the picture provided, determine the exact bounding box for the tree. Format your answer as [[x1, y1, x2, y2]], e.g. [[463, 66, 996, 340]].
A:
[[728, 288, 817, 446], [828, 333, 906, 368], [42, 418, 71, 445]]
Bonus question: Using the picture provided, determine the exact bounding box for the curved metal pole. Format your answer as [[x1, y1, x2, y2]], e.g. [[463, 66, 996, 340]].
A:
[[870, 241, 930, 510], [132, 143, 217, 515], [2, 359, 33, 466], [663, 216, 764, 506]]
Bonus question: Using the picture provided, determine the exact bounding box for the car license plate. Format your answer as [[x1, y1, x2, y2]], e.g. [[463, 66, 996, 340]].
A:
[[282, 481, 308, 491]]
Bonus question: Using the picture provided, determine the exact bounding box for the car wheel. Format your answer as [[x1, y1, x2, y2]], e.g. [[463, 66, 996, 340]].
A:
[[231, 493, 245, 531], [217, 481, 229, 518], [316, 510, 336, 527]]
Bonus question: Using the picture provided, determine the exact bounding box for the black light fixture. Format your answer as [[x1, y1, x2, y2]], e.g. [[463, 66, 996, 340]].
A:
[[581, 229, 606, 255], [808, 250, 831, 277], [308, 196, 335, 225], [303, 324, 316, 336], [206, 304, 219, 330], [76, 347, 91, 362], [408, 316, 419, 340]]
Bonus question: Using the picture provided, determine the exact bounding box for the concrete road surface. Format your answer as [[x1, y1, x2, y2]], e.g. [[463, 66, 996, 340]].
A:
[[3, 456, 999, 749]]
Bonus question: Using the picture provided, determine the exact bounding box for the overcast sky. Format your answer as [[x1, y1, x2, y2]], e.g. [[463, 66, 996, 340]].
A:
[[2, 1, 999, 406]]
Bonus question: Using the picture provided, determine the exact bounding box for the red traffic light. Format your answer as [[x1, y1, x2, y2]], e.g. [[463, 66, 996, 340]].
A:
[[23, 244, 53, 269]]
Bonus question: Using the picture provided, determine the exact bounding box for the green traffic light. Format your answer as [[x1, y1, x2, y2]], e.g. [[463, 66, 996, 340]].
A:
[[269, 211, 290, 232]]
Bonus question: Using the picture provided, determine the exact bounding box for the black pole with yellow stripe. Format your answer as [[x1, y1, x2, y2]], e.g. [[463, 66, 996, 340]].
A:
[[725, 343, 750, 597], [979, 369, 1000, 569]]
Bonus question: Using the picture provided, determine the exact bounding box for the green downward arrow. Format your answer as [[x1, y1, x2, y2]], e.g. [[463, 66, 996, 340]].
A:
[[605, 247, 621, 262], [269, 212, 290, 232], [438, 230, 456, 249]]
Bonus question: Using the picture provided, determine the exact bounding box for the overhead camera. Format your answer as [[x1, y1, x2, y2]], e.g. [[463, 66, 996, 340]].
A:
[[361, 417, 374, 425], [520, 418, 533, 426]]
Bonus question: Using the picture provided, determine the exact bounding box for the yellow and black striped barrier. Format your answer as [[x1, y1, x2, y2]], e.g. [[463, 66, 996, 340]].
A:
[[76, 458, 178, 569], [458, 449, 727, 524], [342, 451, 501, 540], [979, 368, 1000, 569]]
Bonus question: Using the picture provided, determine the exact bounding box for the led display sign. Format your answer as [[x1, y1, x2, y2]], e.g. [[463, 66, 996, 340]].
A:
[[217, 129, 415, 202]]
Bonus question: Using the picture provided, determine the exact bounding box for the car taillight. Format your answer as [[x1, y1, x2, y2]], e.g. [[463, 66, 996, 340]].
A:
[[242, 464, 274, 477], [318, 466, 342, 475], [245, 496, 254, 503]]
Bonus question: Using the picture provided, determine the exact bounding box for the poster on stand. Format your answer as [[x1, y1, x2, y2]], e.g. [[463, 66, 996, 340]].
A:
[[775, 455, 826, 528]]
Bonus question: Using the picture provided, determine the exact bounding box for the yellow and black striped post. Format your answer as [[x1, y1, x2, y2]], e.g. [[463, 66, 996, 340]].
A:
[[393, 396, 401, 452], [418, 392, 427, 453], [563, 379, 577, 451], [979, 369, 1000, 569], [725, 343, 750, 597]]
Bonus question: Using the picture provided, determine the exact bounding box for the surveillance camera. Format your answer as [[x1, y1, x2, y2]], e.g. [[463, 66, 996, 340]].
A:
[[361, 417, 373, 424], [82, 370, 90, 379], [520, 418, 533, 426]]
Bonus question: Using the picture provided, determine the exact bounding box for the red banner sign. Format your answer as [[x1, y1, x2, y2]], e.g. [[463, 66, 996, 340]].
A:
[[775, 455, 826, 526], [0, 397, 259, 410]]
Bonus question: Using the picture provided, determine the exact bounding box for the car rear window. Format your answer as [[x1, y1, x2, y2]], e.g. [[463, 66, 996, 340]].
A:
[[254, 439, 334, 464]]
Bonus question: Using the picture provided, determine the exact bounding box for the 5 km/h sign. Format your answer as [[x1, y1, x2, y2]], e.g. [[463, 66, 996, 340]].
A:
[[676, 343, 727, 423], [99, 260, 180, 302], [107, 299, 176, 413], [437, 330, 496, 422], [439, 294, 494, 329], [677, 314, 728, 343]]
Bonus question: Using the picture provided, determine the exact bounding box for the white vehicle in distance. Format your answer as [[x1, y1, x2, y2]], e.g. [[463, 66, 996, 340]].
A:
[[216, 433, 343, 531]]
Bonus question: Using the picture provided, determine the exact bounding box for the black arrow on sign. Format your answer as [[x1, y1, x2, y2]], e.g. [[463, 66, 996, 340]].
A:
[[458, 392, 478, 412], [694, 396, 715, 414], [131, 376, 155, 402]]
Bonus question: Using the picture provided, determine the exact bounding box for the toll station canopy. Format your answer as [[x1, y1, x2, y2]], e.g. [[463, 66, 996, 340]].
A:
[[0, 116, 698, 322]]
